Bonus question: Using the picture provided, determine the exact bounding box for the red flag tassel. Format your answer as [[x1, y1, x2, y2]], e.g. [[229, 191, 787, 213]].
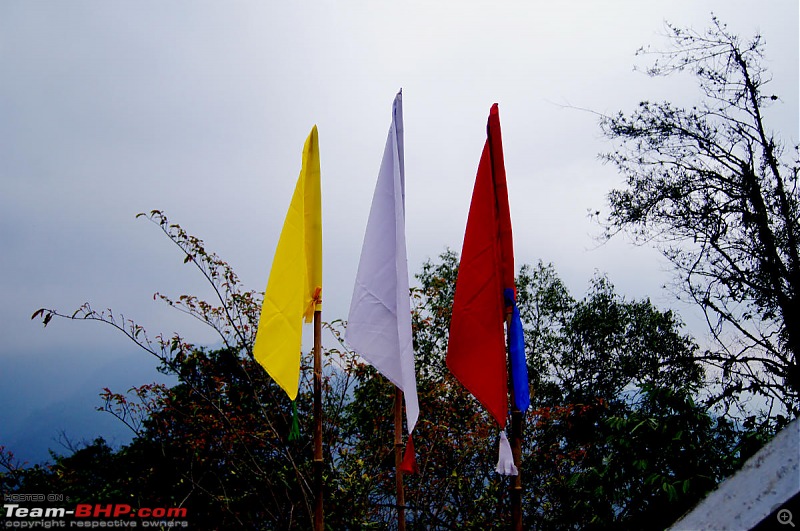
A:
[[399, 434, 418, 474]]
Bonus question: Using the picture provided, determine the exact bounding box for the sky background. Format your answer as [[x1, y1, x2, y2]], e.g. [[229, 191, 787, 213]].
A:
[[1, 1, 797, 465]]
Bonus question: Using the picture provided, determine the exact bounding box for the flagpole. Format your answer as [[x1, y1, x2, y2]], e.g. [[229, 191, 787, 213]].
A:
[[510, 408, 523, 531], [507, 315, 523, 531], [394, 387, 407, 531], [313, 309, 324, 531]]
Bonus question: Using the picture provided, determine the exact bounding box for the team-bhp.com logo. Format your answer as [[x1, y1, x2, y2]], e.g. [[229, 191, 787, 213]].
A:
[[3, 501, 189, 528]]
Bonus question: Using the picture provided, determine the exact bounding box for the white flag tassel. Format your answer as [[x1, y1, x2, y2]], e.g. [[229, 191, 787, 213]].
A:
[[496, 430, 518, 476], [346, 90, 419, 435]]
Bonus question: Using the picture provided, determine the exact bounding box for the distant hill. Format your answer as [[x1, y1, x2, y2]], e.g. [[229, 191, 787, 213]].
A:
[[1, 347, 175, 466]]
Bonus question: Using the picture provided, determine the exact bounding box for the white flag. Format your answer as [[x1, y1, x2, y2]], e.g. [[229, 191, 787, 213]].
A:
[[346, 91, 419, 434]]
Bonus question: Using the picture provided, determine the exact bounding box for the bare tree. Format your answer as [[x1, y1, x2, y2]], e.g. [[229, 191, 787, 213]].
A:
[[598, 16, 799, 418]]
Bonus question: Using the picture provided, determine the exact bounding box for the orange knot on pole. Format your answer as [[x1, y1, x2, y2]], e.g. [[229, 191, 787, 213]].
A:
[[304, 286, 323, 322]]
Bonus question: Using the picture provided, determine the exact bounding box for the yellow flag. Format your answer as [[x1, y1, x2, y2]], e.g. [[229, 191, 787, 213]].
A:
[[254, 126, 322, 400]]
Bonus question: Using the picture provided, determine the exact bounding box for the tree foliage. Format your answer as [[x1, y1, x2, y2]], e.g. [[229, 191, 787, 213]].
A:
[[24, 211, 339, 528], [598, 16, 800, 415], [5, 212, 767, 529]]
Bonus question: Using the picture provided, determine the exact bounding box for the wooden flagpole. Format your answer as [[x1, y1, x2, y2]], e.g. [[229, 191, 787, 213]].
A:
[[510, 406, 523, 531], [506, 315, 523, 531], [313, 309, 324, 531], [394, 387, 407, 531]]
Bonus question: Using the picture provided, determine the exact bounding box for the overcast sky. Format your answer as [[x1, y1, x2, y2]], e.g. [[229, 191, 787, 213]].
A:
[[1, 1, 797, 464]]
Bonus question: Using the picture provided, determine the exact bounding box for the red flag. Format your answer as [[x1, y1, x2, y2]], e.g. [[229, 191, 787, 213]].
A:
[[446, 103, 515, 428]]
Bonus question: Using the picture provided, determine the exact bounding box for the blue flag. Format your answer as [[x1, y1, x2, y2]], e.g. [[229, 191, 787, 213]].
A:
[[505, 288, 529, 412]]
